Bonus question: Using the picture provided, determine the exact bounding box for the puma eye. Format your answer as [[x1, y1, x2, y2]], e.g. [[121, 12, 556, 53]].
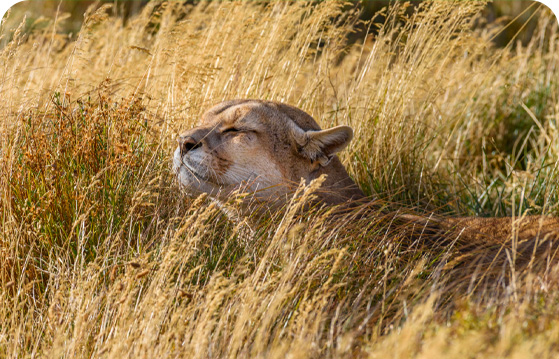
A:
[[222, 127, 240, 134]]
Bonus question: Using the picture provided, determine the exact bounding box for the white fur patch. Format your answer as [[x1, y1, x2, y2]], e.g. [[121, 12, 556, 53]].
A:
[[174, 145, 285, 198]]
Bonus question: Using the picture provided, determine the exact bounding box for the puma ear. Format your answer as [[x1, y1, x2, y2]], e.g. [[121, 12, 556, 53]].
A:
[[307, 126, 353, 156], [292, 125, 354, 166]]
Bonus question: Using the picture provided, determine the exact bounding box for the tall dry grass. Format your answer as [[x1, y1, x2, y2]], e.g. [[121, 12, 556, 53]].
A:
[[1, 1, 558, 358]]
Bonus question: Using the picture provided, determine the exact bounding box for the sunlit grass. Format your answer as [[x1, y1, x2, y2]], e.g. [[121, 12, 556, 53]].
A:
[[1, 1, 558, 357]]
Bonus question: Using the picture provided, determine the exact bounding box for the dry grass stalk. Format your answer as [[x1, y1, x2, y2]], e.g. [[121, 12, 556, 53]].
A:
[[0, 1, 558, 358]]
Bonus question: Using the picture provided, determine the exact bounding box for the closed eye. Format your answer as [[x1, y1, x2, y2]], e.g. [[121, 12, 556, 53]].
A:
[[222, 127, 240, 134], [222, 127, 256, 135]]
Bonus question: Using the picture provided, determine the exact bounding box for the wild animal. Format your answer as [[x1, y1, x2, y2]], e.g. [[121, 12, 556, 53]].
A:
[[174, 100, 559, 254]]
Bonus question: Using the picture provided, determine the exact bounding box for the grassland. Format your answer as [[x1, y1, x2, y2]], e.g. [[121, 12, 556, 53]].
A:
[[1, 1, 559, 357]]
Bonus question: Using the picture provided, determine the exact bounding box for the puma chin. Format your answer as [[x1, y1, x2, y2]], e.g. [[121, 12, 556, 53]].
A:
[[173, 99, 364, 204]]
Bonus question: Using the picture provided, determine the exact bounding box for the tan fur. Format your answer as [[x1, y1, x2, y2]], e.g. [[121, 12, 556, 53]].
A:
[[403, 213, 559, 246], [444, 215, 559, 246], [173, 99, 364, 204]]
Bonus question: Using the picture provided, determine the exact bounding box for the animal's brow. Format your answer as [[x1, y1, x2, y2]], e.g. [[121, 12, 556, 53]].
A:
[[232, 115, 263, 130]]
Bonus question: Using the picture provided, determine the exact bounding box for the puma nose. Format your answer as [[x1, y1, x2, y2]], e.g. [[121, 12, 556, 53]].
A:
[[178, 136, 201, 155]]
